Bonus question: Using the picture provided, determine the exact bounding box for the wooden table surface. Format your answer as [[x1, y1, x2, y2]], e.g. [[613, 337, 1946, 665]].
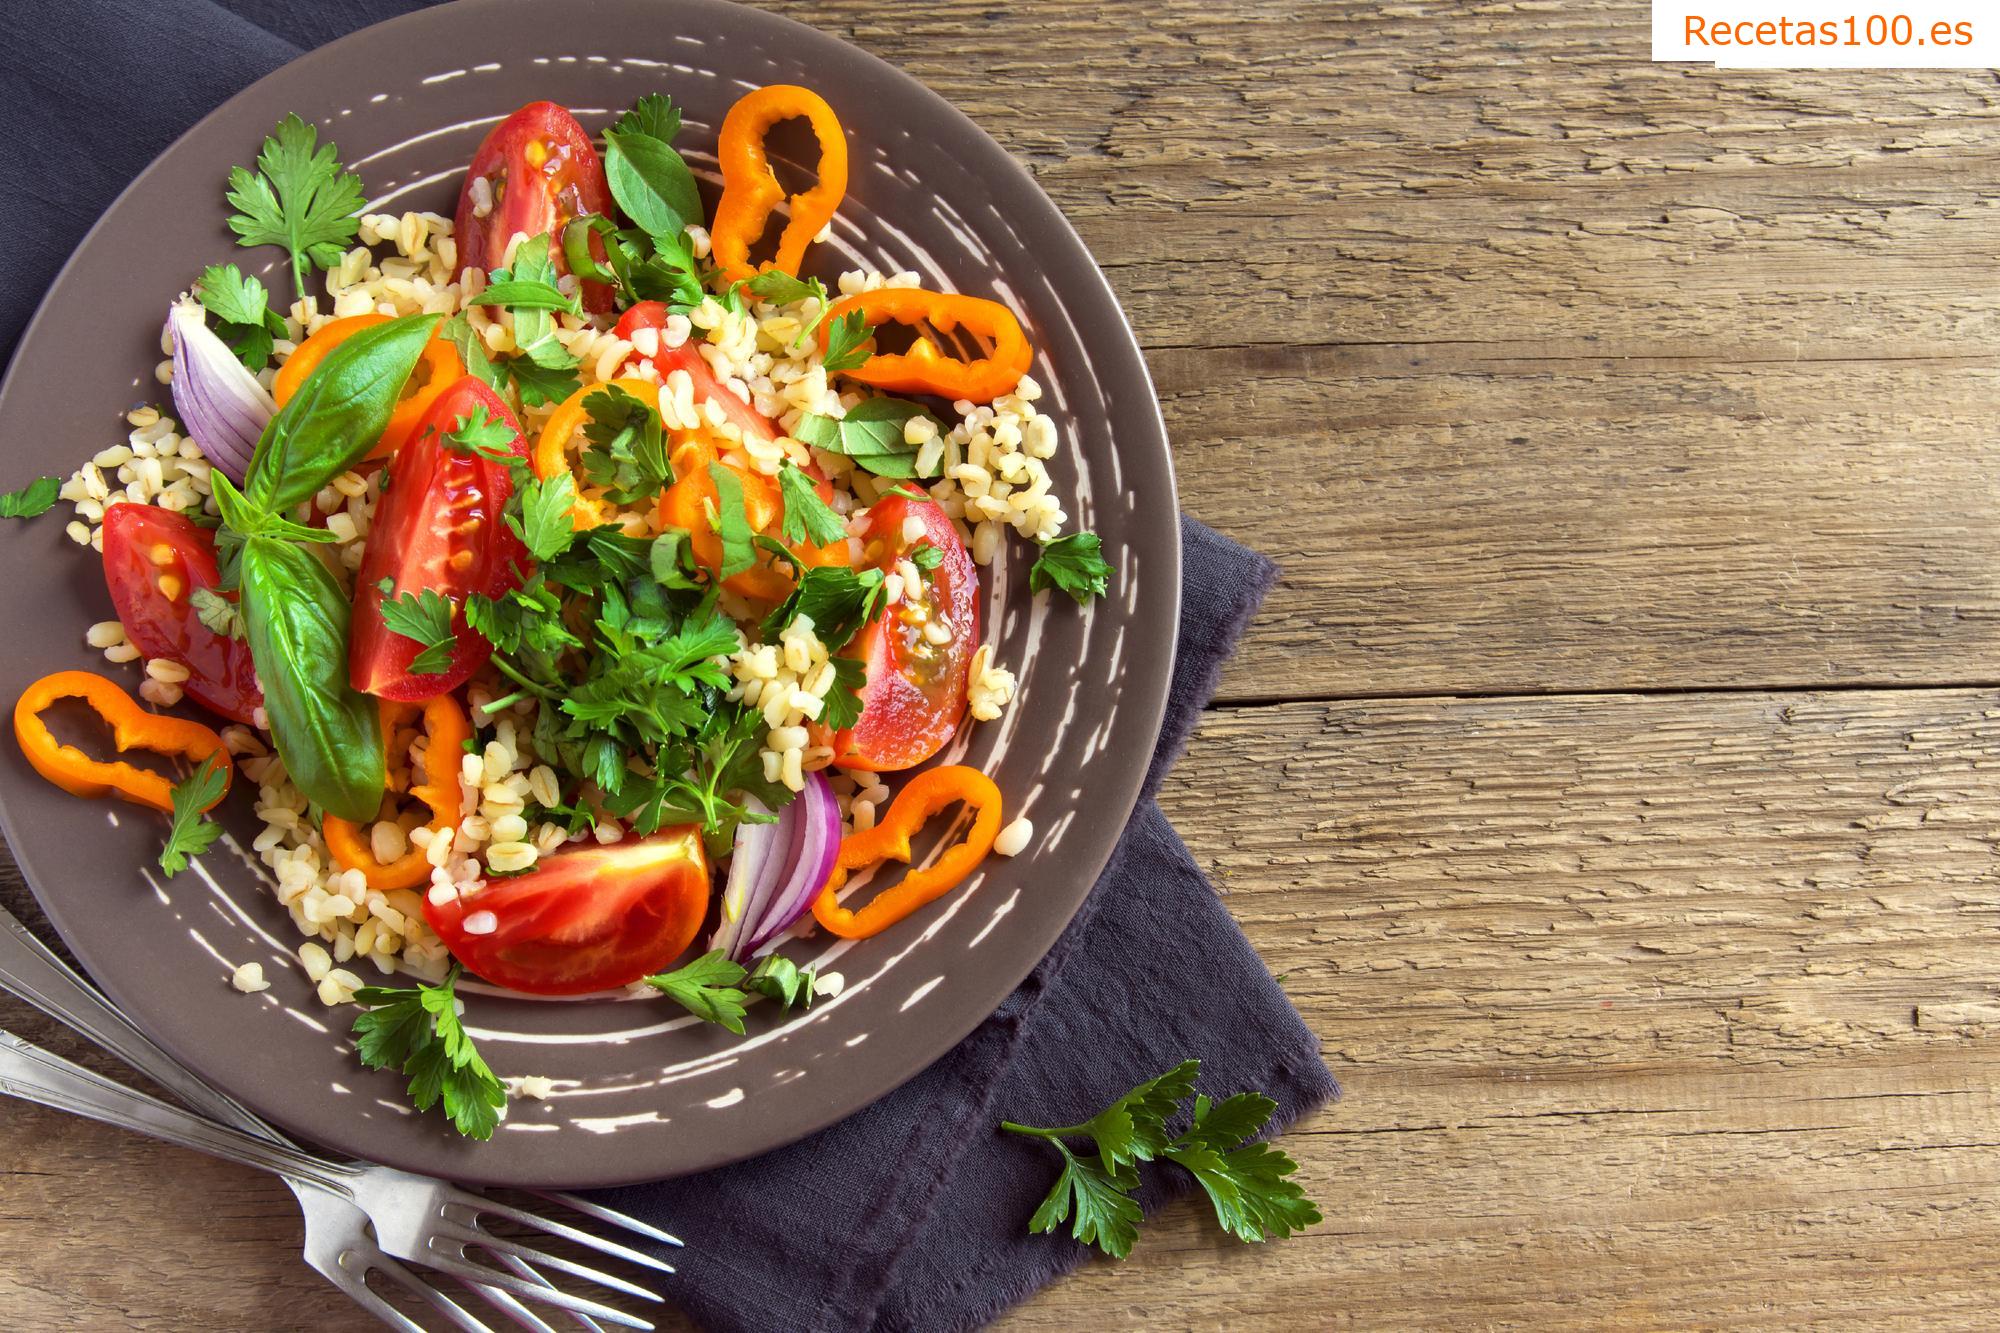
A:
[[6, 0, 1999, 1327]]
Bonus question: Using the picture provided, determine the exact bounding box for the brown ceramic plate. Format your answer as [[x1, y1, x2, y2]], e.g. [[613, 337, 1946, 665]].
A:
[[0, 0, 1177, 1187]]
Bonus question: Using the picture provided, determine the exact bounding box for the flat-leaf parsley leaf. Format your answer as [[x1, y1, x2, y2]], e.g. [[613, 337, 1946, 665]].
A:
[[645, 950, 750, 1034], [350, 966, 509, 1140], [158, 753, 230, 878], [1029, 531, 1112, 605], [1001, 1059, 1320, 1258], [224, 113, 365, 303], [0, 477, 62, 520], [777, 462, 848, 547], [379, 588, 458, 675]]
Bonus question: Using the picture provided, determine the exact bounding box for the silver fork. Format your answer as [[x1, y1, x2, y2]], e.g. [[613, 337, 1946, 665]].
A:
[[0, 1027, 674, 1327], [0, 908, 674, 1329]]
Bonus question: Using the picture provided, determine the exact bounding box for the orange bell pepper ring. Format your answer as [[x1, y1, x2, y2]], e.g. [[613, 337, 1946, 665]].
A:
[[710, 85, 849, 286], [13, 670, 232, 814], [324, 694, 471, 892], [819, 289, 1031, 403], [811, 765, 1002, 939], [275, 313, 463, 460], [531, 376, 665, 529]]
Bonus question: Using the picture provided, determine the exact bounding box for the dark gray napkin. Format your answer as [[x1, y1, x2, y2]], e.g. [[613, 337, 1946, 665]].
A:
[[2, 4, 1338, 1329]]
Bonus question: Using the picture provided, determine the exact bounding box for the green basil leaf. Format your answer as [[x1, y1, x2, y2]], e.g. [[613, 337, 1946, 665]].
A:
[[245, 313, 440, 513], [603, 130, 702, 242], [238, 536, 386, 821]]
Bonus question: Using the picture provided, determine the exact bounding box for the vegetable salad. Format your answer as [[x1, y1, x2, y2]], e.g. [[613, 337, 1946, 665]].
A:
[[10, 87, 1111, 1138]]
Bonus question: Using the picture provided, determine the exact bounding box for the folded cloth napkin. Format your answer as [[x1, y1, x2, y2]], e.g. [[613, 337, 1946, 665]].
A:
[[1, 4, 1338, 1329]]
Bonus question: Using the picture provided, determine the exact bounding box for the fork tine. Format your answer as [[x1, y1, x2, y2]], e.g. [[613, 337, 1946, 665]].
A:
[[458, 1230, 665, 1303], [495, 1252, 610, 1333], [367, 1251, 504, 1333], [417, 1247, 655, 1330], [331, 1272, 431, 1333], [537, 1191, 684, 1248], [458, 1276, 563, 1333], [466, 1197, 678, 1275]]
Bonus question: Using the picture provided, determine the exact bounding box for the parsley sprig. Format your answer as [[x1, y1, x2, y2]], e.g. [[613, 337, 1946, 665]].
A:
[[350, 966, 508, 1140], [1030, 531, 1112, 605], [644, 950, 820, 1034], [195, 263, 290, 371], [224, 113, 365, 304], [1001, 1060, 1320, 1259], [379, 588, 458, 675], [159, 754, 230, 878], [0, 477, 62, 519]]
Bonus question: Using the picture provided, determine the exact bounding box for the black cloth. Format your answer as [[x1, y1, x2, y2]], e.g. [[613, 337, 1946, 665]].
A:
[[1, 5, 1338, 1329]]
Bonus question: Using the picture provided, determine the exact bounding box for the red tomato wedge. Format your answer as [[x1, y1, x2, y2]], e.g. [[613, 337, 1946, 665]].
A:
[[452, 101, 614, 314], [100, 503, 262, 725], [350, 377, 529, 701], [822, 495, 980, 772], [614, 301, 781, 445], [424, 827, 710, 995]]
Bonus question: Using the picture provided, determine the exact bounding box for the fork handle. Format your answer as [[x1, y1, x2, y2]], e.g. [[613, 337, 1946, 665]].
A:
[[0, 1029, 357, 1195], [0, 908, 278, 1137]]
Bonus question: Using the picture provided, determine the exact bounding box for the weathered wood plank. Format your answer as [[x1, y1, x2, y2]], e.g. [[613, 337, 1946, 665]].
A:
[[8, 688, 2000, 1328]]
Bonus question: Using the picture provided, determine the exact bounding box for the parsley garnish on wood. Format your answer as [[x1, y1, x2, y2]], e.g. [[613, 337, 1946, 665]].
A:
[[1001, 1060, 1320, 1259], [1029, 531, 1112, 605], [379, 588, 458, 675], [224, 113, 365, 304], [350, 966, 508, 1140], [158, 753, 230, 878], [0, 476, 62, 519]]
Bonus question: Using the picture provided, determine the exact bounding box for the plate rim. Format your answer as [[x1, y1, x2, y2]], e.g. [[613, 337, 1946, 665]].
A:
[[0, 0, 1182, 1186]]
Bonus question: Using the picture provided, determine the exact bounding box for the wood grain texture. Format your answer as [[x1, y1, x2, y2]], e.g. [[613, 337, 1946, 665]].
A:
[[6, 0, 1999, 1329]]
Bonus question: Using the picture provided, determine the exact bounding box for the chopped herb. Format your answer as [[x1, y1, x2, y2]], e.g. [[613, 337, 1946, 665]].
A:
[[761, 564, 887, 646], [351, 966, 509, 1140], [1029, 531, 1112, 605], [777, 463, 848, 547], [190, 586, 246, 641], [194, 263, 288, 371], [441, 313, 505, 393], [379, 588, 457, 675], [487, 233, 581, 372], [793, 398, 942, 480], [908, 541, 945, 573], [1001, 1060, 1320, 1259], [613, 92, 682, 144], [0, 476, 62, 519], [706, 462, 758, 578], [223, 113, 365, 303], [506, 354, 584, 408], [158, 753, 229, 878], [444, 404, 519, 463], [644, 950, 750, 1034], [745, 954, 818, 1014], [578, 385, 672, 504], [507, 473, 579, 562], [821, 308, 872, 372], [820, 655, 867, 731]]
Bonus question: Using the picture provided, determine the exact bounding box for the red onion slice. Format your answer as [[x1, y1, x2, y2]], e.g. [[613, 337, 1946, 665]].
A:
[[710, 772, 844, 964], [166, 300, 272, 484], [744, 772, 841, 959]]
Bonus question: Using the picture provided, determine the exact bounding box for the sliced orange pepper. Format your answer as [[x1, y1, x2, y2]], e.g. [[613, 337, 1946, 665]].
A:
[[324, 694, 471, 892], [274, 314, 464, 460], [810, 765, 1002, 939], [710, 85, 848, 286], [13, 670, 232, 814], [819, 288, 1031, 404], [531, 377, 665, 530], [654, 438, 850, 602]]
